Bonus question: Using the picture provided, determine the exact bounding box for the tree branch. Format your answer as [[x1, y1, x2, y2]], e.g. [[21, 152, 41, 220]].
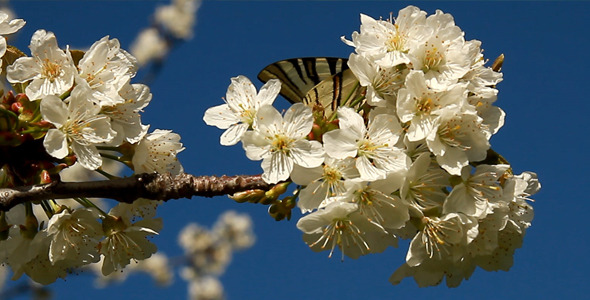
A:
[[0, 173, 272, 211]]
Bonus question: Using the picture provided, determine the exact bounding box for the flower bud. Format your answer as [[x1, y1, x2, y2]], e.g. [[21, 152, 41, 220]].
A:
[[229, 189, 266, 203], [62, 154, 77, 166], [39, 170, 52, 184], [324, 119, 339, 132], [268, 196, 296, 221], [264, 182, 290, 201], [10, 101, 22, 113], [1, 91, 16, 107], [308, 123, 322, 141]]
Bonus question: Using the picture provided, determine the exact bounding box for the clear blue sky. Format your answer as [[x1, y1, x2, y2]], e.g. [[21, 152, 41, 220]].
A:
[[4, 1, 589, 299]]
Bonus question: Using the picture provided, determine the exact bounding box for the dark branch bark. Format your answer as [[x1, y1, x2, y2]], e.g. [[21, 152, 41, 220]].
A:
[[0, 173, 272, 211]]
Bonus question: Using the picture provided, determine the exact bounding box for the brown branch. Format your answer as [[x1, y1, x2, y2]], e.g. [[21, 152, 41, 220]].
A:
[[0, 173, 272, 211]]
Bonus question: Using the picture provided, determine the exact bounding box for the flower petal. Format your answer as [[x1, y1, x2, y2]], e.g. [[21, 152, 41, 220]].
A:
[[43, 129, 68, 159], [203, 104, 240, 129], [261, 152, 292, 184], [256, 78, 281, 106], [40, 95, 68, 127], [220, 123, 248, 146], [71, 142, 102, 170]]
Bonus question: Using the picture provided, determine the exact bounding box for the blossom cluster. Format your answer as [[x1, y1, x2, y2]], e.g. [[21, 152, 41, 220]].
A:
[[0, 11, 185, 284], [204, 6, 540, 287], [130, 0, 202, 67], [86, 210, 254, 297], [179, 211, 255, 300]]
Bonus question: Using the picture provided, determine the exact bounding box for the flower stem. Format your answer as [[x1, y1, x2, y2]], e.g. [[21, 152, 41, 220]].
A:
[[75, 197, 108, 218], [95, 167, 119, 180], [19, 128, 49, 135]]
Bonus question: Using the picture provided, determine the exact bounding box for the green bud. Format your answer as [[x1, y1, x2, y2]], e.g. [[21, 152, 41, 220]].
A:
[[283, 196, 297, 209], [229, 189, 266, 203], [265, 182, 290, 200], [267, 197, 295, 221]]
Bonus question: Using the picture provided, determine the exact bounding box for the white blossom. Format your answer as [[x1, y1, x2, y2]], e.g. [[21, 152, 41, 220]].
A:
[[472, 224, 525, 272], [501, 171, 539, 233], [443, 164, 509, 218], [399, 152, 449, 210], [396, 70, 467, 142], [408, 10, 473, 88], [347, 53, 406, 107], [297, 202, 397, 259], [98, 204, 163, 276], [466, 86, 505, 138], [132, 253, 173, 286], [390, 253, 474, 288], [46, 208, 103, 266], [7, 30, 77, 100], [343, 6, 428, 67], [179, 223, 231, 275], [291, 157, 359, 213], [187, 276, 225, 300], [323, 107, 409, 181], [426, 110, 489, 175], [115, 198, 161, 220], [132, 129, 185, 175], [212, 211, 255, 250], [155, 0, 201, 39], [91, 253, 172, 287], [130, 28, 168, 67], [406, 213, 478, 267], [41, 84, 116, 170], [2, 226, 64, 284], [0, 11, 25, 69], [101, 81, 151, 145], [204, 76, 281, 146], [77, 36, 138, 107], [336, 179, 409, 231], [241, 103, 324, 184]]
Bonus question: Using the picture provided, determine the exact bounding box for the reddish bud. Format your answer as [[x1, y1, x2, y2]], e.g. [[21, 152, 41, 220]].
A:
[[39, 170, 52, 184], [10, 102, 22, 113], [1, 91, 16, 107], [15, 93, 28, 102], [309, 123, 322, 141], [63, 154, 77, 166]]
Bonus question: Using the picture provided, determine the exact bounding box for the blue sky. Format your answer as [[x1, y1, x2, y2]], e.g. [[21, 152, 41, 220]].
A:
[[4, 1, 590, 299]]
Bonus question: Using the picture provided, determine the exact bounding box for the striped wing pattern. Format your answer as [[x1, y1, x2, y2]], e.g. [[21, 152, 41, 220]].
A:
[[302, 68, 362, 114], [257, 57, 350, 104]]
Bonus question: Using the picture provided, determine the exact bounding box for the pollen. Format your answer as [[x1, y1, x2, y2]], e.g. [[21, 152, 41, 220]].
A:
[[41, 59, 63, 82], [417, 97, 434, 114], [310, 218, 370, 259], [270, 135, 291, 153], [423, 47, 443, 72], [386, 31, 405, 52], [438, 122, 471, 151], [322, 165, 342, 183], [373, 66, 403, 97], [421, 217, 455, 259]]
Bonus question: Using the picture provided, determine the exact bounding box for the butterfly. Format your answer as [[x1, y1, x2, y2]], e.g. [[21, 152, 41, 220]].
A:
[[257, 57, 365, 117]]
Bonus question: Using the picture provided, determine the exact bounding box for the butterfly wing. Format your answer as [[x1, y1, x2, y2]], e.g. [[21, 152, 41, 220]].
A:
[[302, 68, 364, 116], [257, 57, 349, 104]]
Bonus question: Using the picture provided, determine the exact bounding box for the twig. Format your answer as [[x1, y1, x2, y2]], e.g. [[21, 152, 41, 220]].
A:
[[0, 173, 271, 212]]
